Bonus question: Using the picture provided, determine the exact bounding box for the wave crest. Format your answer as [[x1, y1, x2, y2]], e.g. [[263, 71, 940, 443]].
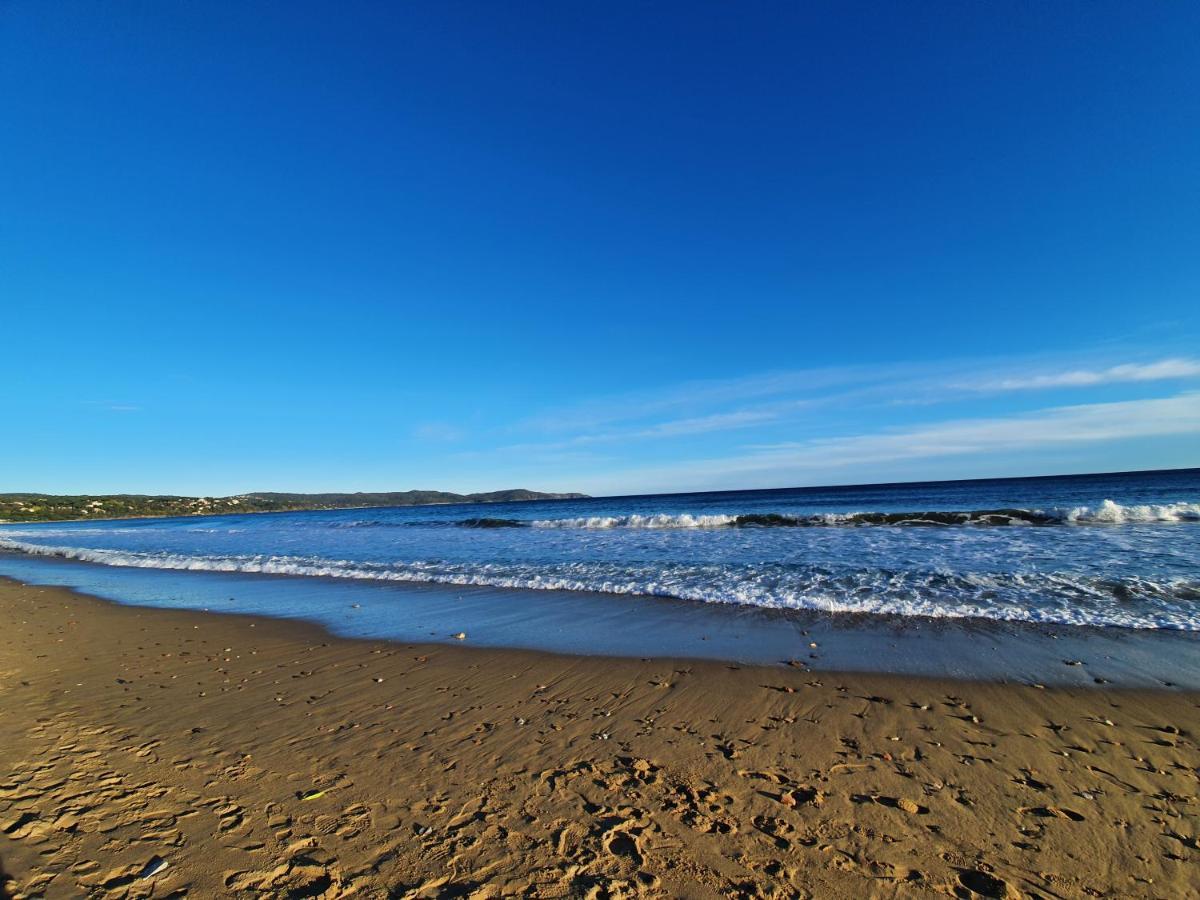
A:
[[524, 500, 1200, 529], [530, 514, 738, 529], [2, 536, 1197, 631]]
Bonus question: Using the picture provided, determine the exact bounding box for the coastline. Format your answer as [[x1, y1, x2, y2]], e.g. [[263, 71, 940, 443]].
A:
[[0, 493, 589, 527], [4, 553, 1199, 690], [2, 577, 1198, 897]]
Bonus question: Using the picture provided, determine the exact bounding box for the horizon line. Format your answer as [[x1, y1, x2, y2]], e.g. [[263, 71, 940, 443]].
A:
[[3, 465, 1196, 504]]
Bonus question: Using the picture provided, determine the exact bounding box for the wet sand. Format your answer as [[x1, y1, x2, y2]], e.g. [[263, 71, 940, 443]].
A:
[[1, 578, 1198, 898], [5, 554, 1198, 690]]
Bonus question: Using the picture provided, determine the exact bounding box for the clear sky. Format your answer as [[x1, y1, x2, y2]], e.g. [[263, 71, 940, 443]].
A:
[[3, 2, 1198, 496]]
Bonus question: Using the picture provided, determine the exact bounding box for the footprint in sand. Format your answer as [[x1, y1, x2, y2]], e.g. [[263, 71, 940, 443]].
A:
[[737, 769, 787, 785], [779, 786, 825, 809], [2, 811, 40, 838], [215, 802, 246, 833], [334, 803, 372, 839], [851, 794, 928, 815], [956, 867, 1013, 898], [869, 860, 924, 885], [751, 815, 794, 850], [224, 851, 341, 897], [555, 821, 589, 860], [602, 824, 644, 868]]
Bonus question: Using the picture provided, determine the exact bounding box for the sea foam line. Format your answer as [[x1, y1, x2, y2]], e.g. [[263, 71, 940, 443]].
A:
[[7, 499, 1192, 535], [528, 500, 1200, 529], [2, 537, 1197, 631]]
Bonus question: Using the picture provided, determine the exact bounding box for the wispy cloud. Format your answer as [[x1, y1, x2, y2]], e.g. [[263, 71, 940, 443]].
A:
[[82, 400, 142, 413], [446, 352, 1200, 493], [578, 391, 1200, 493], [631, 407, 793, 438], [516, 355, 1200, 448], [972, 358, 1200, 392], [484, 401, 813, 457], [413, 422, 464, 442], [518, 365, 885, 434], [747, 391, 1200, 466]]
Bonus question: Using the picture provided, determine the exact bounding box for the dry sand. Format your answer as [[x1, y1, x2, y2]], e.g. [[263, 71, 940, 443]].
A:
[[1, 578, 1198, 899]]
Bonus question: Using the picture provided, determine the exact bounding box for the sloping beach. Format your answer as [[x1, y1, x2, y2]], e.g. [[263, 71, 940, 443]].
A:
[[2, 577, 1197, 899]]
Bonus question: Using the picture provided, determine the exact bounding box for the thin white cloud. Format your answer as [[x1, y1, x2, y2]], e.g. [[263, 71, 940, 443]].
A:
[[976, 357, 1200, 392], [474, 400, 814, 458], [757, 391, 1200, 465], [518, 365, 886, 433], [81, 400, 142, 413], [578, 391, 1200, 493], [413, 422, 464, 441], [515, 356, 1200, 451], [632, 407, 789, 438], [443, 353, 1200, 490]]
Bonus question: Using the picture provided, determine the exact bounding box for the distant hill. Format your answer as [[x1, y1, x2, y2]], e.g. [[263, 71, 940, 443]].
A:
[[0, 489, 588, 523]]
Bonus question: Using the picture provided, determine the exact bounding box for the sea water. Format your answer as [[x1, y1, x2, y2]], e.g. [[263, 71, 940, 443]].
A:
[[2, 469, 1197, 633]]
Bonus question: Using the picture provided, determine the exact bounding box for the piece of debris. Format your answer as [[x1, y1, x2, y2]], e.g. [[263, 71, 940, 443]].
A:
[[138, 856, 169, 880]]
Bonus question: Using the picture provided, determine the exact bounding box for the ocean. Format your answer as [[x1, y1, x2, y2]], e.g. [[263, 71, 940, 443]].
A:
[[2, 469, 1199, 684], [4, 469, 1199, 627]]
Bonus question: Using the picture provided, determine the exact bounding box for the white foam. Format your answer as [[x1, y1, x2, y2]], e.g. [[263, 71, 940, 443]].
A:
[[526, 500, 1200, 528], [2, 536, 1197, 631], [1051, 499, 1200, 524], [531, 514, 738, 529]]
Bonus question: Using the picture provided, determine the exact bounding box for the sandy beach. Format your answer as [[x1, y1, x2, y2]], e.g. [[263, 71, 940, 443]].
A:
[[7, 1, 1199, 896], [1, 576, 1198, 899]]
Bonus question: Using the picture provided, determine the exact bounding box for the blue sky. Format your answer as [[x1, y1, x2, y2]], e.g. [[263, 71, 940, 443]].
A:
[[3, 2, 1198, 496]]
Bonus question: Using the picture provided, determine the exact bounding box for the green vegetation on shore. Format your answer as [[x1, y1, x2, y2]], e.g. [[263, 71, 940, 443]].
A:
[[0, 489, 588, 523]]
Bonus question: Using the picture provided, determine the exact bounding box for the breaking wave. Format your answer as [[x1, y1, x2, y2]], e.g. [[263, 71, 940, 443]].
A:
[[141, 499, 1196, 531], [526, 500, 1200, 529], [530, 513, 738, 529], [2, 536, 1197, 631]]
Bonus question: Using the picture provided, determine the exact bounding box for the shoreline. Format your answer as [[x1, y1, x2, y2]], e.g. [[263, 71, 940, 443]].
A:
[[0, 572, 1166, 693], [2, 576, 1198, 897], [4, 553, 1199, 690], [0, 492, 591, 527]]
